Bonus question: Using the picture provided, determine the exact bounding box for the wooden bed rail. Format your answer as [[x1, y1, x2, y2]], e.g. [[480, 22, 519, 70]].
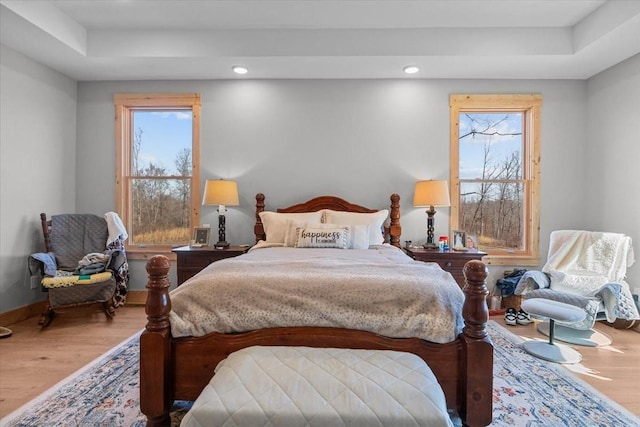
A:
[[140, 256, 491, 427]]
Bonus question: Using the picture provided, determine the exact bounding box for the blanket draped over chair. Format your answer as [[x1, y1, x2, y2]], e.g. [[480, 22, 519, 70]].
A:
[[515, 230, 639, 329]]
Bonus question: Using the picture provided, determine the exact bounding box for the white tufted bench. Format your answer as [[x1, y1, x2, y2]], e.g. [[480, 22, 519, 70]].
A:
[[521, 298, 586, 364], [181, 346, 454, 427]]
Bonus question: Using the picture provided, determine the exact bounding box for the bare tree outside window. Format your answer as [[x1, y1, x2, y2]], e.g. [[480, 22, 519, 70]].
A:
[[459, 113, 523, 251], [131, 111, 192, 245]]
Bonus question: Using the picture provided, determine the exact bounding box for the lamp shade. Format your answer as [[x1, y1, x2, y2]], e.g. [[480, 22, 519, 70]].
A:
[[413, 180, 450, 207], [202, 179, 239, 206]]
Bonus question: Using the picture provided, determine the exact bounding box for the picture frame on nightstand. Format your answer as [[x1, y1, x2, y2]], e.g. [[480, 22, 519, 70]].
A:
[[193, 227, 211, 246], [452, 230, 466, 250], [466, 234, 479, 251]]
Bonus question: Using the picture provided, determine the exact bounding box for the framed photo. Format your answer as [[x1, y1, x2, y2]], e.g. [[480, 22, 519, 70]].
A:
[[452, 230, 466, 250], [466, 234, 479, 251], [193, 227, 211, 246]]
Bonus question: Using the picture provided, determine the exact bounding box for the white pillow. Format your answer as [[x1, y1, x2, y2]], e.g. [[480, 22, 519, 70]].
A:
[[324, 210, 388, 245], [549, 270, 610, 297], [345, 224, 370, 249], [294, 227, 349, 249], [259, 211, 323, 243]]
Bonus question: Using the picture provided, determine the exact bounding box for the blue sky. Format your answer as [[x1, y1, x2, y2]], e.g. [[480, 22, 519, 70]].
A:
[[459, 112, 523, 180], [133, 111, 192, 175]]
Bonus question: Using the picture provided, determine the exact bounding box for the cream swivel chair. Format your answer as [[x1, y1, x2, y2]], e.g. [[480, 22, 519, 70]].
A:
[[514, 230, 639, 346]]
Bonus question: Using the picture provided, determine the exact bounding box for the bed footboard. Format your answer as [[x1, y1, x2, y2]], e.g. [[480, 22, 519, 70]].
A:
[[140, 256, 492, 427]]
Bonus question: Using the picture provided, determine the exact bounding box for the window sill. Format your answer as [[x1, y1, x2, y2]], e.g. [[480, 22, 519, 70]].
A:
[[125, 246, 177, 262], [481, 255, 540, 267]]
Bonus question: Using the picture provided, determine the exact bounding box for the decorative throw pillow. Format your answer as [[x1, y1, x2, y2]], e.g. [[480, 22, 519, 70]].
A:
[[259, 211, 324, 243], [294, 227, 349, 249], [323, 210, 388, 245], [284, 221, 370, 249], [283, 220, 324, 247], [549, 270, 610, 297]]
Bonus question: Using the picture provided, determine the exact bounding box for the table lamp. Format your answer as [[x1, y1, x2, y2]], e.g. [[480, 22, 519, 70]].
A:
[[202, 179, 239, 248], [413, 180, 450, 249]]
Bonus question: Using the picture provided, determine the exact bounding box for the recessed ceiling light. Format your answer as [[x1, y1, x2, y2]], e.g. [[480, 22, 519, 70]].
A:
[[403, 66, 419, 74], [232, 66, 248, 75]]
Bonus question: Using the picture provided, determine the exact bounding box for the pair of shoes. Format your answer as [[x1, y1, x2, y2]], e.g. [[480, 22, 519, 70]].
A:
[[505, 308, 532, 326], [516, 309, 532, 325]]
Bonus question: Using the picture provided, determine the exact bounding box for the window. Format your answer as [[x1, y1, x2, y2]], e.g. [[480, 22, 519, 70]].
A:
[[115, 93, 201, 257], [450, 94, 542, 266]]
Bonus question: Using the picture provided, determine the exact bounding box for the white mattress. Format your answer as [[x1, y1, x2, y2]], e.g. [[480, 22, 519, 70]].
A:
[[180, 346, 454, 427]]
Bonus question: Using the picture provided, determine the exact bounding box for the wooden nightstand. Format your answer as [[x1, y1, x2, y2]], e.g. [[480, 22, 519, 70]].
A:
[[405, 247, 486, 288], [172, 245, 249, 286]]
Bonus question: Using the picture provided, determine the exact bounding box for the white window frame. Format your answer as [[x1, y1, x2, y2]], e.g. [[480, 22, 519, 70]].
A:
[[114, 93, 201, 258], [450, 94, 542, 266]]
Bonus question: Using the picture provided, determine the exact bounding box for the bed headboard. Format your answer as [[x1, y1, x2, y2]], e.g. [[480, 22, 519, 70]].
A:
[[254, 193, 401, 247]]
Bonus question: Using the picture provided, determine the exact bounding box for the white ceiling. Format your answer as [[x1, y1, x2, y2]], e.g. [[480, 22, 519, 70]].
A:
[[1, 0, 639, 81]]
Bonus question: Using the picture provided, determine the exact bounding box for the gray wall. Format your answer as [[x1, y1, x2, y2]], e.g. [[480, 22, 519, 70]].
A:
[[2, 43, 638, 313], [76, 79, 588, 291], [0, 45, 77, 312], [586, 53, 640, 289]]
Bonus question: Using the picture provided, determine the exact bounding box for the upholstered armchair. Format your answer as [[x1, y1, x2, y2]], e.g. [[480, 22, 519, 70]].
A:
[[29, 213, 129, 328], [515, 230, 639, 344]]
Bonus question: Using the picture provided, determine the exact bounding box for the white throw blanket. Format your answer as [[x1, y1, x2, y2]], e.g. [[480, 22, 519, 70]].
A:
[[515, 230, 639, 328], [543, 230, 634, 281], [104, 212, 128, 246], [169, 243, 465, 344]]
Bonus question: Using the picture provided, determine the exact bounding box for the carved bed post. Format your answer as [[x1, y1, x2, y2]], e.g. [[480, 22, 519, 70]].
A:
[[140, 255, 172, 427], [388, 193, 401, 247], [254, 193, 266, 243], [460, 260, 493, 427]]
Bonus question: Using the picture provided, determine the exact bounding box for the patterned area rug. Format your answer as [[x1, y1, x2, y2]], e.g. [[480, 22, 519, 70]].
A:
[[1, 321, 639, 427]]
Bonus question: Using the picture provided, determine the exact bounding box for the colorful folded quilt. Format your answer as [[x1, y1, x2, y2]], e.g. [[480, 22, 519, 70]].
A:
[[41, 271, 113, 289]]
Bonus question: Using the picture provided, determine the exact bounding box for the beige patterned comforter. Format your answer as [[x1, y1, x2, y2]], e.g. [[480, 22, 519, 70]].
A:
[[169, 243, 465, 344]]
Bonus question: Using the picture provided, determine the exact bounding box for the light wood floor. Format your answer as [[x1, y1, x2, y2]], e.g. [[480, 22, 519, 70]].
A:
[[492, 315, 640, 416], [0, 305, 147, 419], [0, 307, 638, 419]]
